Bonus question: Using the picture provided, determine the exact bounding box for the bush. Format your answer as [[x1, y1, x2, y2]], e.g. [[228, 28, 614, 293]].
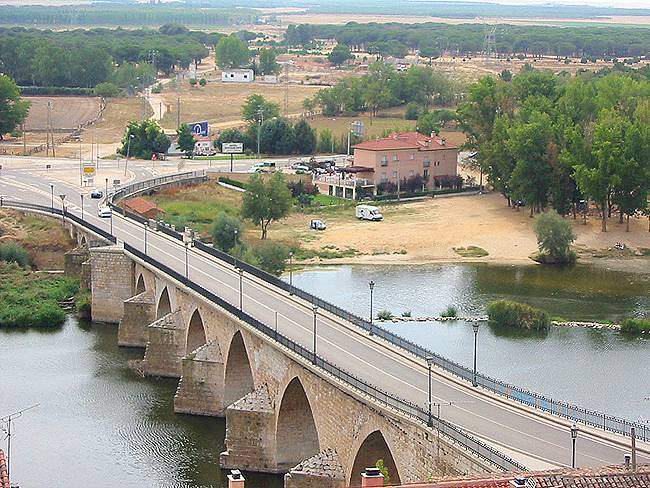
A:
[[94, 81, 120, 97], [0, 242, 30, 267], [620, 318, 650, 334], [377, 310, 393, 320], [151, 83, 163, 94], [211, 213, 243, 253], [404, 102, 420, 120], [401, 310, 412, 317], [199, 78, 207, 86], [487, 300, 550, 330], [18, 86, 94, 96], [189, 78, 198, 86], [252, 240, 290, 276], [218, 176, 247, 189], [441, 305, 458, 318], [533, 211, 576, 264], [76, 291, 92, 320]]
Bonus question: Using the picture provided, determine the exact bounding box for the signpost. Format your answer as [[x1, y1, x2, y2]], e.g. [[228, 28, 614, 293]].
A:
[[82, 161, 96, 187], [222, 142, 244, 172], [190, 121, 209, 137]]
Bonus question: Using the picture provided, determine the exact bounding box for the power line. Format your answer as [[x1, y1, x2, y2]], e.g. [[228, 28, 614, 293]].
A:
[[0, 404, 40, 480]]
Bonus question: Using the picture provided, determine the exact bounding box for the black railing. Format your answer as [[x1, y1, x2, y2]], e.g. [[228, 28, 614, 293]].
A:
[[108, 170, 207, 205], [124, 242, 525, 472]]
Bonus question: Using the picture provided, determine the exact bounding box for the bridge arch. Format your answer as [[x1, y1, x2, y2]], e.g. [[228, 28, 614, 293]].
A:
[[135, 274, 146, 295], [275, 376, 320, 470], [349, 430, 401, 487], [223, 331, 254, 407], [156, 287, 172, 319], [186, 309, 207, 355]]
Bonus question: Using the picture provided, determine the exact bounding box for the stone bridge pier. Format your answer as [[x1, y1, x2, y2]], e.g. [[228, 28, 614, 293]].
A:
[[87, 248, 495, 488]]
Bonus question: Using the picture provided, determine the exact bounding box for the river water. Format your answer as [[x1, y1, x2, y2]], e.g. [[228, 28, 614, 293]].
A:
[[289, 263, 650, 422], [0, 318, 283, 488]]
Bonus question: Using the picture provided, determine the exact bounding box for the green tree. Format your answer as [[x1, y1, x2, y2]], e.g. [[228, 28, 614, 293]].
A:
[[293, 119, 316, 154], [118, 120, 171, 160], [533, 211, 576, 263], [94, 82, 120, 97], [176, 123, 196, 156], [252, 240, 289, 276], [242, 172, 292, 239], [259, 118, 295, 155], [317, 128, 334, 153], [416, 111, 440, 136], [302, 97, 316, 118], [211, 213, 242, 253], [258, 48, 279, 75], [215, 35, 251, 69], [0, 75, 30, 140], [327, 44, 353, 67], [241, 94, 280, 124], [215, 128, 253, 152]]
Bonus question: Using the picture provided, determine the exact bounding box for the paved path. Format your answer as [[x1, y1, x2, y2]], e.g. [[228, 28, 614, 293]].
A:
[[1, 160, 648, 471]]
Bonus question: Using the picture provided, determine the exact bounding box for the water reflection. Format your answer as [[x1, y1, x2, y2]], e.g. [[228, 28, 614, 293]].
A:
[[289, 263, 650, 420], [0, 317, 282, 488]]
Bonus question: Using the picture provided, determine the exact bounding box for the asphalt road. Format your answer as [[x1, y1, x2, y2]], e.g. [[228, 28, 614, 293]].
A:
[[1, 161, 648, 471]]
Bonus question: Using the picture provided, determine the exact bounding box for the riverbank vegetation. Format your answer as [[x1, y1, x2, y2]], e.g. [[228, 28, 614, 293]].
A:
[[620, 318, 650, 334], [533, 211, 577, 264], [487, 300, 551, 331]]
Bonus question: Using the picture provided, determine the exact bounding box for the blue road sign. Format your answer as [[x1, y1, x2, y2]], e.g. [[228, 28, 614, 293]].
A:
[[190, 121, 209, 137]]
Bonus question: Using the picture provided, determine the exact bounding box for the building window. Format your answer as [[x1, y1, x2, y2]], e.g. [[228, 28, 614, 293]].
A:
[[392, 154, 399, 161], [380, 173, 388, 182], [409, 170, 415, 176], [410, 153, 415, 160], [392, 171, 398, 178], [380, 156, 388, 166], [423, 169, 429, 178], [423, 159, 430, 168]]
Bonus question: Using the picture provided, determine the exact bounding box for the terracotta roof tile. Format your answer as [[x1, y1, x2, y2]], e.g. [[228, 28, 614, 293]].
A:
[[353, 131, 456, 151], [123, 197, 163, 216], [0, 450, 9, 488]]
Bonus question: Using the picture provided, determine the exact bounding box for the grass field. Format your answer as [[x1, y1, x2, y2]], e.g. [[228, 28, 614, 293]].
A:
[[158, 79, 321, 131], [94, 96, 150, 144], [24, 96, 101, 130]]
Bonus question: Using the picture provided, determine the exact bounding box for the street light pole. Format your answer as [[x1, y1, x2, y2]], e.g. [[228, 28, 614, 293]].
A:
[[426, 357, 434, 427], [59, 194, 66, 225], [125, 134, 134, 177], [238, 268, 244, 311], [571, 424, 578, 468], [472, 322, 480, 387], [312, 305, 318, 363], [50, 184, 54, 211], [369, 280, 375, 335], [105, 177, 108, 197], [80, 194, 84, 221], [289, 251, 293, 295], [185, 241, 189, 278], [144, 222, 148, 253]]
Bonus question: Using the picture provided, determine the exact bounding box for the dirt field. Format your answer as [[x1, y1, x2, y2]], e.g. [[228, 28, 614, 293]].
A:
[[24, 96, 102, 130], [271, 192, 650, 266], [158, 79, 322, 132]]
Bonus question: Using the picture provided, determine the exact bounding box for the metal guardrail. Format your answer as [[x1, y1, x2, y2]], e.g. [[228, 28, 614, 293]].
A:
[[109, 170, 207, 205], [107, 172, 649, 443], [124, 242, 525, 472]]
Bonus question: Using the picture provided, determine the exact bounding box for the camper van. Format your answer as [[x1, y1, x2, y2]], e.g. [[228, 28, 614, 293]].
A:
[[355, 205, 383, 221]]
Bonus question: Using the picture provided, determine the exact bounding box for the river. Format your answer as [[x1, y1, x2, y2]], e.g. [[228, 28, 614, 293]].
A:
[[288, 263, 650, 422], [0, 318, 283, 488]]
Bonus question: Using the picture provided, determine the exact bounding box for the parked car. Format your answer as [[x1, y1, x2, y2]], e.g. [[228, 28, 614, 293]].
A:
[[355, 205, 383, 221], [292, 164, 310, 173], [90, 189, 103, 199], [250, 161, 276, 173], [98, 206, 112, 218], [309, 219, 327, 231]]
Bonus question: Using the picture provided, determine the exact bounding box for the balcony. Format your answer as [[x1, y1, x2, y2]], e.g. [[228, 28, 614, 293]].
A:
[[314, 174, 375, 188]]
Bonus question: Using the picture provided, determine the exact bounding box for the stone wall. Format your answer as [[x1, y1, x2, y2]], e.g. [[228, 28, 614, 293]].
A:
[[89, 246, 134, 323], [118, 290, 155, 347], [64, 247, 89, 279]]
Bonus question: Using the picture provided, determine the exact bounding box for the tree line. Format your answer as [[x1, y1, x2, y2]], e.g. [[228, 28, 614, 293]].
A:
[[308, 61, 457, 117], [0, 26, 214, 89], [458, 66, 650, 232], [0, 5, 258, 27], [285, 22, 650, 59]]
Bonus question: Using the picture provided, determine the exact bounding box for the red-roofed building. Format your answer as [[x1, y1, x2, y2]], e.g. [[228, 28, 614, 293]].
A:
[[314, 132, 458, 198], [123, 197, 164, 220], [0, 449, 9, 488]]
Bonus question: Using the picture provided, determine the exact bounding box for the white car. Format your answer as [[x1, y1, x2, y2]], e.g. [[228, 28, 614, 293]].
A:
[[98, 206, 112, 218]]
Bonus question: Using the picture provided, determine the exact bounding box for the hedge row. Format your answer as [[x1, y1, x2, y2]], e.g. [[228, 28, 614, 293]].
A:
[[19, 86, 95, 96], [218, 176, 247, 190]]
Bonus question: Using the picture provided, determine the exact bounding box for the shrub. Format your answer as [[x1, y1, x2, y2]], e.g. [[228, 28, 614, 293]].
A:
[[377, 310, 393, 320], [94, 81, 120, 97], [0, 242, 30, 267], [401, 310, 412, 317], [441, 305, 458, 318], [487, 300, 550, 330], [76, 291, 92, 320], [218, 176, 247, 189], [252, 240, 290, 276], [404, 102, 420, 120], [211, 213, 243, 253], [620, 318, 650, 334], [151, 83, 163, 94], [533, 211, 576, 264], [189, 78, 198, 86], [199, 78, 207, 86]]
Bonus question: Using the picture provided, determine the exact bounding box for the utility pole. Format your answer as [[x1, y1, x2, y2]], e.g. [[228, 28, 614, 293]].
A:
[[176, 96, 181, 130], [21, 123, 26, 155], [283, 62, 290, 117], [1, 404, 40, 480]]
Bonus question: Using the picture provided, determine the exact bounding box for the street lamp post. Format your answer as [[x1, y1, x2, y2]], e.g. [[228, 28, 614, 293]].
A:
[[472, 322, 480, 387], [238, 268, 244, 311], [369, 280, 375, 335], [289, 251, 293, 295], [571, 424, 578, 468], [80, 194, 84, 221], [426, 356, 434, 427], [185, 241, 189, 278], [312, 305, 319, 363], [125, 134, 134, 176], [59, 194, 66, 225], [50, 184, 54, 211], [144, 222, 148, 253], [105, 177, 108, 197]]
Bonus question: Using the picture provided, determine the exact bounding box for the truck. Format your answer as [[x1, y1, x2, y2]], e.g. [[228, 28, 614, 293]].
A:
[[355, 205, 383, 221]]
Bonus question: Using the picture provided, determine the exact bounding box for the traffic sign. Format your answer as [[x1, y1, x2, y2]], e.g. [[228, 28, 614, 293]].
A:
[[222, 142, 244, 154], [190, 121, 209, 137]]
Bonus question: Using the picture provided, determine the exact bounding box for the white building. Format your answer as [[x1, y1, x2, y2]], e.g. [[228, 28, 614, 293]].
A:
[[221, 69, 255, 83]]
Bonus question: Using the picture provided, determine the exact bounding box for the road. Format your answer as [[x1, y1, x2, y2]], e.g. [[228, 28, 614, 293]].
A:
[[1, 159, 648, 471]]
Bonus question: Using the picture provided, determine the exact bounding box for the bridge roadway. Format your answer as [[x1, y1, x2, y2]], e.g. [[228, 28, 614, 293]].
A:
[[2, 165, 648, 471]]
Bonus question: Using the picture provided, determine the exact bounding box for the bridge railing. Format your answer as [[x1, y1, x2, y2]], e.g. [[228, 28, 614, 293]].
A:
[[123, 242, 526, 472], [108, 170, 207, 205]]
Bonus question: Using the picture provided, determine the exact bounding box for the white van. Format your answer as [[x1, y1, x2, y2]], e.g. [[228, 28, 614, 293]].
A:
[[356, 205, 383, 221]]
